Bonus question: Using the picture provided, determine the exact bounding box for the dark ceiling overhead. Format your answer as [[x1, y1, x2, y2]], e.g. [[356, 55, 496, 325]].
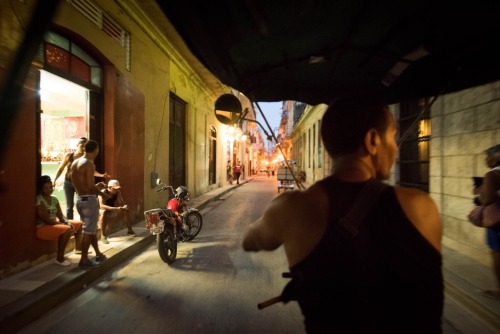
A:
[[157, 0, 500, 105]]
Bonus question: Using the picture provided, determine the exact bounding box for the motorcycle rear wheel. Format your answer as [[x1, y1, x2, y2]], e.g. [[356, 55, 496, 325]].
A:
[[185, 211, 203, 241], [157, 228, 177, 264]]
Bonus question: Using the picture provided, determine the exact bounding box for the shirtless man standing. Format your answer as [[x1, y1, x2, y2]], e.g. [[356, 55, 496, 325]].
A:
[[70, 140, 111, 268]]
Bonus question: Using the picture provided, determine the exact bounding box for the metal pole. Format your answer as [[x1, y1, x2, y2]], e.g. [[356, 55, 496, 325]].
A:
[[253, 102, 305, 190]]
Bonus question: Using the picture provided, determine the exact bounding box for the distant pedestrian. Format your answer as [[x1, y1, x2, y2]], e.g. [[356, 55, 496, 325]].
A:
[[234, 161, 242, 184]]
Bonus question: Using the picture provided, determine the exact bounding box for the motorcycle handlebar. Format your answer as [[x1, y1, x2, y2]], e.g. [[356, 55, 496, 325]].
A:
[[156, 185, 175, 193]]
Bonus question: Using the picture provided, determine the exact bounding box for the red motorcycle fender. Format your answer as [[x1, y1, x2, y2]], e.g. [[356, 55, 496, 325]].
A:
[[167, 198, 180, 211]]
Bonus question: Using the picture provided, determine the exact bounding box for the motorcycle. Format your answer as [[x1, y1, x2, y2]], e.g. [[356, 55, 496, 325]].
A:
[[144, 182, 203, 264]]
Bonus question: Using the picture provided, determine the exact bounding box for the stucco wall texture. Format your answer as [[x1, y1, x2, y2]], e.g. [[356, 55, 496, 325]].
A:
[[430, 81, 500, 266]]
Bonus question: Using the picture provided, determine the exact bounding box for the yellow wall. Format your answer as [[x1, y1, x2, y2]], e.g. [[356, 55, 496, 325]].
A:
[[0, 0, 230, 277], [54, 0, 226, 208], [291, 104, 329, 184]]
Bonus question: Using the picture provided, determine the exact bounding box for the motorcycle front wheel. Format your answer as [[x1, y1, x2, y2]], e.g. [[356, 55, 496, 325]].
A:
[[157, 228, 177, 264], [185, 211, 203, 241]]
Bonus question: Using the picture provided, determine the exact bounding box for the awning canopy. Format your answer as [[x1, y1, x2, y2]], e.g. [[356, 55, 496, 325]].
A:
[[157, 0, 500, 105]]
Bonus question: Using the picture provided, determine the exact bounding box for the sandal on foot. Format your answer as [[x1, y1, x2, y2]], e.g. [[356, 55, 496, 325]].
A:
[[54, 259, 71, 267], [79, 259, 101, 269], [94, 254, 108, 262], [127, 231, 138, 236]]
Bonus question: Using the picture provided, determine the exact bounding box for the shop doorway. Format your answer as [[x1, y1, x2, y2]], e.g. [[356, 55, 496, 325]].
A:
[[40, 70, 89, 219]]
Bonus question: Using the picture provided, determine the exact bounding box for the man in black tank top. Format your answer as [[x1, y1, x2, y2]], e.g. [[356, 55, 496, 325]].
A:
[[98, 179, 137, 244], [243, 92, 443, 333]]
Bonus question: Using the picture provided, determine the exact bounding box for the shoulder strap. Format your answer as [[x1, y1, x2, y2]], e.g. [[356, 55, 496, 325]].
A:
[[260, 179, 389, 309], [337, 179, 389, 238]]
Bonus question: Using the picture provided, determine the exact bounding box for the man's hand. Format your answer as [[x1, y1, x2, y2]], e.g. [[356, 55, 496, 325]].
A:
[[96, 182, 106, 190]]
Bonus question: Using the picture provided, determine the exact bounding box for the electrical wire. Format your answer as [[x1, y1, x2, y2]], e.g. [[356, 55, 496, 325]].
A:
[[253, 101, 305, 190]]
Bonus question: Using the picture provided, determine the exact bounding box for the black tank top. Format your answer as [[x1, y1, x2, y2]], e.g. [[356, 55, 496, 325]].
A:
[[288, 176, 443, 333], [103, 189, 118, 208]]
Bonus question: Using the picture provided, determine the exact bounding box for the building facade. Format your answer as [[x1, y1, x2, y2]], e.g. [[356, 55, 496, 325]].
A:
[[0, 0, 243, 277]]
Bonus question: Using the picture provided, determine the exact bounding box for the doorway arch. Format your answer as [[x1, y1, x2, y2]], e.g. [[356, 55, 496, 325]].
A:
[[37, 31, 104, 217]]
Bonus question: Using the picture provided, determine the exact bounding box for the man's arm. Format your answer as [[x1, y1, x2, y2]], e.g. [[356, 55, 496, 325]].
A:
[[53, 153, 71, 186], [480, 171, 500, 205], [86, 164, 102, 196], [242, 194, 289, 251], [115, 191, 127, 208], [94, 171, 110, 179], [93, 183, 112, 200], [36, 203, 57, 225], [55, 202, 68, 224], [98, 193, 113, 211]]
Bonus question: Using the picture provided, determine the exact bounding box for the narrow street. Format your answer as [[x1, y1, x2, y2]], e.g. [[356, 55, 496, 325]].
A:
[[19, 175, 496, 334], [19, 175, 303, 333]]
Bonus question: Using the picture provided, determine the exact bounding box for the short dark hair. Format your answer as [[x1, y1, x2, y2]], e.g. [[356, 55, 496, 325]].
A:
[[486, 144, 500, 166], [485, 144, 500, 156], [85, 140, 98, 153], [321, 92, 389, 158], [37, 175, 52, 194]]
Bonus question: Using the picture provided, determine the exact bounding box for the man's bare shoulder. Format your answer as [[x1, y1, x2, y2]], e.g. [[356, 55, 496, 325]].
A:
[[264, 182, 328, 229], [393, 185, 441, 251], [272, 182, 326, 208], [62, 152, 73, 161], [393, 185, 433, 203], [73, 156, 85, 164], [73, 157, 93, 170]]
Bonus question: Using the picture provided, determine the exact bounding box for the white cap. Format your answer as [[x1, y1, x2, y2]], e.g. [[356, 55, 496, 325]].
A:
[[108, 179, 121, 189]]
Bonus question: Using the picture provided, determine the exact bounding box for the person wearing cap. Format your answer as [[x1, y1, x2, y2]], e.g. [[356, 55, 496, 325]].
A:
[[98, 179, 137, 244], [476, 144, 500, 299]]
